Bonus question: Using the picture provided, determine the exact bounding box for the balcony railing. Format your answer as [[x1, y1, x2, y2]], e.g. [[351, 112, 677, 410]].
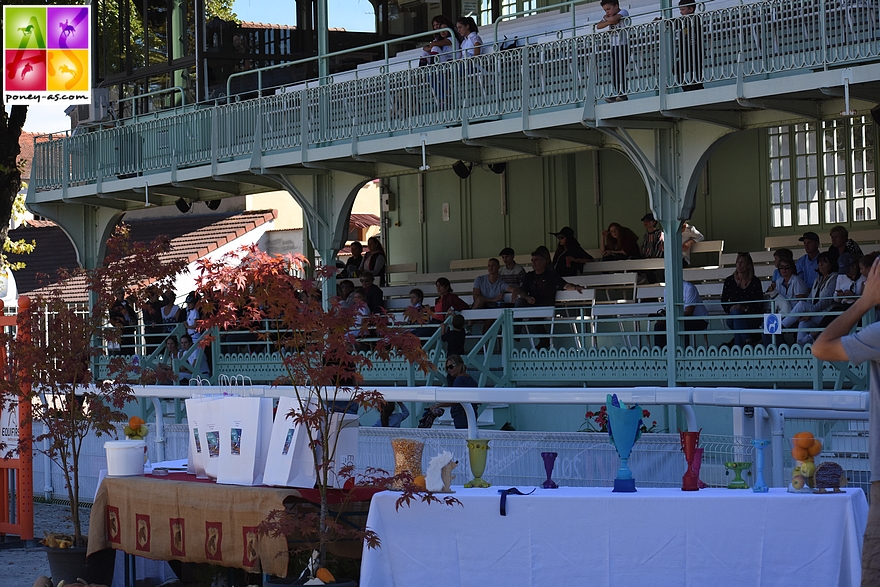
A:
[[32, 0, 880, 192]]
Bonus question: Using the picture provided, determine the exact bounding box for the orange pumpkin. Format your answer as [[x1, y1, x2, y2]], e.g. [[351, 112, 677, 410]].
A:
[[129, 416, 145, 430], [316, 567, 335, 583]]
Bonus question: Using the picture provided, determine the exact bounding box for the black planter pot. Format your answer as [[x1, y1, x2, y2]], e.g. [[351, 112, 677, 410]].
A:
[[44, 547, 116, 586]]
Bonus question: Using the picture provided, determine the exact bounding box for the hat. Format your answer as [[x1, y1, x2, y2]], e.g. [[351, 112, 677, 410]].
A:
[[838, 253, 857, 269], [185, 293, 197, 303], [499, 247, 515, 256], [641, 213, 656, 222], [799, 231, 820, 243], [550, 227, 575, 239]]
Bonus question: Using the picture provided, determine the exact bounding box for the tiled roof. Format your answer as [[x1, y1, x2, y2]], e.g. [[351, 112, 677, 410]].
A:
[[15, 210, 277, 302], [350, 213, 380, 229], [240, 21, 297, 30], [18, 131, 37, 180]]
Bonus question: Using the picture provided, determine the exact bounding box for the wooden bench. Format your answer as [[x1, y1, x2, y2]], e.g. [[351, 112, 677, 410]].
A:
[[719, 250, 777, 266], [764, 228, 880, 250], [385, 263, 417, 284], [690, 240, 725, 265], [449, 254, 532, 271]]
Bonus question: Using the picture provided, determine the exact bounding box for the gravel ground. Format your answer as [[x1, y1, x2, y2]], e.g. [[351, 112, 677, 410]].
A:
[[0, 501, 90, 587]]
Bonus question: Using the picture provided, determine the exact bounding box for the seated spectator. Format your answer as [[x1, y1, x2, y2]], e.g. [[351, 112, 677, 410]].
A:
[[337, 279, 355, 308], [515, 249, 585, 348], [600, 222, 640, 260], [441, 314, 467, 356], [680, 221, 704, 266], [766, 248, 796, 288], [498, 247, 526, 286], [550, 226, 594, 276], [472, 258, 514, 308], [782, 252, 838, 345], [653, 281, 708, 348], [833, 253, 863, 309], [360, 237, 387, 286], [407, 288, 425, 313], [341, 241, 363, 278], [419, 15, 458, 65], [640, 213, 665, 259], [358, 271, 385, 313], [179, 333, 210, 382], [373, 402, 410, 427], [350, 288, 370, 329], [768, 257, 807, 314], [721, 252, 764, 347], [828, 225, 863, 267], [434, 277, 469, 315], [796, 231, 821, 288]]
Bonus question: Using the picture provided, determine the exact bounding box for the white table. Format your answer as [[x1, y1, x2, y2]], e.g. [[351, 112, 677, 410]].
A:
[[361, 486, 868, 587]]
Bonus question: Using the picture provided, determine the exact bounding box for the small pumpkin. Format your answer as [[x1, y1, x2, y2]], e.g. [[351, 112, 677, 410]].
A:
[[316, 567, 336, 583], [129, 415, 145, 430], [413, 475, 427, 491]]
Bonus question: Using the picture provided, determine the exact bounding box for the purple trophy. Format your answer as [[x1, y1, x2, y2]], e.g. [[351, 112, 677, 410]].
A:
[[541, 452, 558, 489]]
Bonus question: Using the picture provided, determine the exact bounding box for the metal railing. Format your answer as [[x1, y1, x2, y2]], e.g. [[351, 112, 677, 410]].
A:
[[32, 0, 880, 191]]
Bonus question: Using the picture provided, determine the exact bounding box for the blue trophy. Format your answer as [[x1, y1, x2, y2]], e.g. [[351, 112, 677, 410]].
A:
[[606, 394, 644, 493]]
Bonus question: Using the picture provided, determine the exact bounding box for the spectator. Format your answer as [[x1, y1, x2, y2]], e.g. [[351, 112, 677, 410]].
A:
[[341, 241, 363, 278], [796, 231, 821, 288], [184, 292, 202, 342], [721, 252, 764, 347], [109, 288, 137, 356], [473, 258, 514, 308], [782, 251, 838, 345], [680, 221, 704, 266], [768, 257, 807, 314], [833, 253, 863, 308], [438, 354, 479, 429], [812, 256, 880, 586], [408, 288, 425, 312], [455, 16, 482, 57], [358, 271, 385, 314], [515, 249, 585, 308], [142, 286, 164, 355], [360, 237, 387, 286], [601, 222, 640, 260], [828, 225, 863, 266], [419, 15, 458, 65], [337, 279, 355, 308], [373, 402, 410, 427], [498, 247, 526, 286], [156, 336, 180, 385], [351, 288, 370, 330], [653, 281, 708, 348], [441, 314, 467, 356], [640, 213, 665, 259], [767, 248, 795, 288], [179, 333, 210, 382], [597, 0, 629, 102], [159, 289, 183, 333], [675, 0, 703, 91], [550, 226, 594, 276], [434, 277, 469, 315]]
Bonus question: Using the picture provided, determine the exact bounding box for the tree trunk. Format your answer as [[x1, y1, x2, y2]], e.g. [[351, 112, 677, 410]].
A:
[[0, 103, 28, 247]]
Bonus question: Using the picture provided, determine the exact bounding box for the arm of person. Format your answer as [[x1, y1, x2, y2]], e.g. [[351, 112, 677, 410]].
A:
[[472, 39, 481, 55], [472, 286, 485, 305], [371, 254, 386, 276], [562, 281, 585, 294], [813, 259, 880, 361]]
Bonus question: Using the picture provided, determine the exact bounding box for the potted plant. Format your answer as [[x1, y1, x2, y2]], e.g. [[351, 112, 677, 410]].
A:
[[0, 226, 185, 584], [194, 246, 455, 584]]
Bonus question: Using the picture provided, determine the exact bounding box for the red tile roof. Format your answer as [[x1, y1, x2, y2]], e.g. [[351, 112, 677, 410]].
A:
[[349, 213, 380, 229], [16, 210, 277, 303], [18, 131, 37, 180]]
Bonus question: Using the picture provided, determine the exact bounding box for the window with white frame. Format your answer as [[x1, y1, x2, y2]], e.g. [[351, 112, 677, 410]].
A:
[[769, 117, 875, 229]]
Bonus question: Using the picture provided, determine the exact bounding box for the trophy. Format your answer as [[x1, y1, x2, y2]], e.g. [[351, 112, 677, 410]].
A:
[[724, 462, 752, 489], [541, 452, 558, 489], [752, 439, 770, 493], [464, 438, 491, 488], [606, 394, 644, 493], [679, 429, 702, 491]]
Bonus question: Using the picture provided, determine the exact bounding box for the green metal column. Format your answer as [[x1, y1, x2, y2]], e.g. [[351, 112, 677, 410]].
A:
[[317, 0, 329, 81], [171, 0, 187, 104]]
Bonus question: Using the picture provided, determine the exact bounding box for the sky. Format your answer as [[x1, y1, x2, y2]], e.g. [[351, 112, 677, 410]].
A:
[[19, 0, 375, 134]]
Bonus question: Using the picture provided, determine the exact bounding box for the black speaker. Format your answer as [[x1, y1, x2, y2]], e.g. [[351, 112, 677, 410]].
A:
[[206, 199, 221, 210], [452, 160, 472, 179], [175, 198, 192, 213], [488, 162, 507, 174]]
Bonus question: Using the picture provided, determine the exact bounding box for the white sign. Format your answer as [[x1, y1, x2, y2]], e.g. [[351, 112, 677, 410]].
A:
[[0, 402, 19, 459], [764, 313, 782, 335]]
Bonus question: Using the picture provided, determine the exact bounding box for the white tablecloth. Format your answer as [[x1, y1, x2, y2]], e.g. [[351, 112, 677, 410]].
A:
[[361, 487, 868, 587]]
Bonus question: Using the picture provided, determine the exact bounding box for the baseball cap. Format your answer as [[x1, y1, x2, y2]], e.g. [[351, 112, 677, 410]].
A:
[[799, 231, 820, 243], [838, 253, 857, 269]]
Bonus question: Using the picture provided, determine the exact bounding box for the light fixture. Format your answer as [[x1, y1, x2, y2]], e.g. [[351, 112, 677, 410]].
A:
[[488, 162, 506, 174], [452, 160, 472, 179], [206, 199, 221, 210], [175, 198, 192, 213]]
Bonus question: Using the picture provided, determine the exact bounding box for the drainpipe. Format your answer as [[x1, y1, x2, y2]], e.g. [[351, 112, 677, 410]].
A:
[[151, 397, 165, 463]]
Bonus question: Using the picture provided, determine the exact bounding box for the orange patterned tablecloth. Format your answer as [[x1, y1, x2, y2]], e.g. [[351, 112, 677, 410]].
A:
[[88, 476, 297, 576]]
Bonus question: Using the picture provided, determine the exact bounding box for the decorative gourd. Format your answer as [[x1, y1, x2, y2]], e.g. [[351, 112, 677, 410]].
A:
[[316, 567, 336, 583]]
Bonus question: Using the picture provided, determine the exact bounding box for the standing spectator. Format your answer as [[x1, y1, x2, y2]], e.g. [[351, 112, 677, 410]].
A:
[[472, 258, 513, 309], [455, 16, 482, 57], [142, 286, 164, 355], [184, 292, 202, 342], [158, 289, 182, 333], [179, 333, 210, 382], [360, 237, 387, 286], [828, 225, 863, 267], [796, 231, 821, 288], [721, 252, 764, 347], [601, 222, 641, 260], [812, 257, 880, 585], [675, 0, 703, 91], [341, 241, 363, 278], [680, 221, 704, 266], [358, 271, 385, 314], [109, 288, 137, 355], [550, 226, 594, 276], [441, 314, 467, 356], [640, 213, 665, 258], [782, 252, 838, 345], [597, 0, 629, 102], [498, 247, 526, 286]]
